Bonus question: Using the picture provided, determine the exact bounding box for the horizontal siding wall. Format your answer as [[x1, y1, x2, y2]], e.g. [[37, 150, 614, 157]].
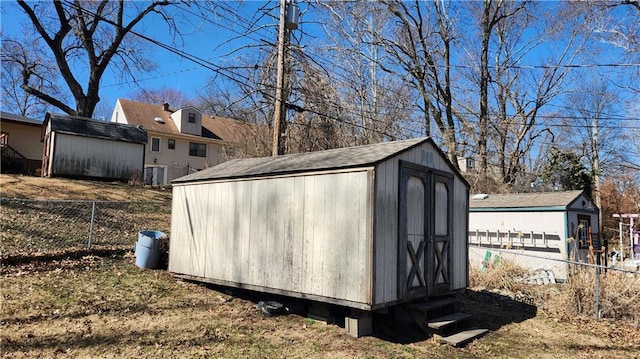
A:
[[469, 211, 566, 235], [374, 142, 468, 305], [53, 134, 143, 179], [169, 169, 372, 306], [2, 122, 43, 160], [468, 211, 568, 280]]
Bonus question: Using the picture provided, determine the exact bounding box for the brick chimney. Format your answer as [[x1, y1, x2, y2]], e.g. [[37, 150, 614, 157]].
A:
[[162, 102, 170, 111]]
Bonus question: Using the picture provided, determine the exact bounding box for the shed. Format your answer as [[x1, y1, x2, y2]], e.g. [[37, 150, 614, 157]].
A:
[[42, 113, 147, 180], [468, 190, 599, 281], [169, 137, 470, 311]]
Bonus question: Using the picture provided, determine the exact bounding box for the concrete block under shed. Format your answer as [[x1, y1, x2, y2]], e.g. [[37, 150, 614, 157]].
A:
[[345, 314, 373, 338]]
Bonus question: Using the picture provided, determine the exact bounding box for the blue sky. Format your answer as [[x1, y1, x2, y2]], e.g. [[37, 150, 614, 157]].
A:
[[0, 1, 305, 117], [1, 1, 637, 128]]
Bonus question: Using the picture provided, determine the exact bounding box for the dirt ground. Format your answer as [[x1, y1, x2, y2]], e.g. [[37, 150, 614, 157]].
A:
[[1, 175, 639, 358]]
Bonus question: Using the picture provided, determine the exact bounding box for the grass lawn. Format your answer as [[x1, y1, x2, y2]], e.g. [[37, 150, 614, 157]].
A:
[[1, 175, 638, 358], [2, 254, 639, 359]]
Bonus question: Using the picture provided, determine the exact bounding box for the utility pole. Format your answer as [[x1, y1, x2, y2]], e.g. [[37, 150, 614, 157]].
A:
[[592, 115, 602, 237], [272, 0, 289, 156]]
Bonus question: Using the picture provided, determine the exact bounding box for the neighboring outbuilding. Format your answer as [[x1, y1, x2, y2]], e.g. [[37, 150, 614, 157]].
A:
[[1, 111, 43, 175], [169, 137, 470, 312], [468, 190, 600, 281], [42, 113, 147, 181]]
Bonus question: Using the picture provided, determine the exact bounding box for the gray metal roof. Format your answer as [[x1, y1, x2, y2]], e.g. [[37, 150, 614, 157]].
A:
[[1, 111, 42, 126], [174, 137, 430, 183], [46, 113, 147, 144], [469, 190, 586, 210]]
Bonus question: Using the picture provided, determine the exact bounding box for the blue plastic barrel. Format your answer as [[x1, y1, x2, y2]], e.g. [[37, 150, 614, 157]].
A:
[[135, 230, 166, 269]]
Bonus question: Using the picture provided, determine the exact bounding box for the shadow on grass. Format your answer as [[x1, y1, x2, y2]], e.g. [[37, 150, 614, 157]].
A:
[[185, 281, 537, 345], [456, 289, 538, 331]]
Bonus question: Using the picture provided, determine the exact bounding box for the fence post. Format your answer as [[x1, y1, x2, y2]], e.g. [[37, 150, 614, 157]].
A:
[[594, 265, 601, 321], [87, 201, 96, 249]]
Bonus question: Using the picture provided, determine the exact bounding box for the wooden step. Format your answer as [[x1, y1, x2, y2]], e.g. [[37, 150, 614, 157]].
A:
[[409, 298, 457, 315], [426, 312, 472, 331], [440, 328, 489, 347]]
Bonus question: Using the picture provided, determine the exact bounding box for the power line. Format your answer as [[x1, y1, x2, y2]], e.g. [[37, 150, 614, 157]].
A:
[[57, 1, 640, 139]]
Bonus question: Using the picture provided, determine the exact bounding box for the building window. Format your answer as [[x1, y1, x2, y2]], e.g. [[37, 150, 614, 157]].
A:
[[577, 214, 591, 249], [188, 112, 196, 123], [189, 142, 206, 157], [168, 139, 175, 150], [151, 137, 160, 152]]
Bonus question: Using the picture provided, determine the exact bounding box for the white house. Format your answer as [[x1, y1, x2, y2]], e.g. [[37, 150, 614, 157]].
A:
[[111, 99, 255, 185]]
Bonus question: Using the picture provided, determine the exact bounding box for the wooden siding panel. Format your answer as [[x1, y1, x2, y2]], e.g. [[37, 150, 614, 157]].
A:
[[290, 176, 306, 293], [52, 134, 143, 179], [452, 180, 468, 289], [301, 175, 315, 295], [310, 175, 325, 296], [191, 184, 209, 278], [341, 171, 367, 301], [321, 174, 338, 298], [168, 186, 189, 273], [234, 180, 252, 283], [373, 158, 399, 305], [170, 170, 371, 306]]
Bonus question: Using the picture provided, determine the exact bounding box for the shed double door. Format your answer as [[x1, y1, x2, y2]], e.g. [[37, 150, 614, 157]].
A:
[[399, 162, 453, 300]]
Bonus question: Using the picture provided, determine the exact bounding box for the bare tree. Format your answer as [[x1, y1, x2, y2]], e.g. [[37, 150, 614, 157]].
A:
[[315, 1, 414, 144], [1, 35, 57, 117], [475, 0, 527, 179], [4, 0, 187, 118], [129, 86, 196, 109], [560, 79, 628, 210], [459, 1, 584, 187], [370, 0, 463, 167]]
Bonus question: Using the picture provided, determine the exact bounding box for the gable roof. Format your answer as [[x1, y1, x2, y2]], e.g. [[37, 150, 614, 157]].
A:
[[115, 98, 253, 142], [45, 113, 147, 144], [1, 111, 42, 126], [174, 137, 439, 183], [469, 190, 587, 210]]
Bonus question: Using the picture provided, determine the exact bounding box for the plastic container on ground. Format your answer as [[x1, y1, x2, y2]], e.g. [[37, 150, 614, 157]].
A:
[[135, 230, 166, 269]]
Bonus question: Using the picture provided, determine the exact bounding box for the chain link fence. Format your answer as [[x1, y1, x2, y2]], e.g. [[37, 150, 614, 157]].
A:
[[469, 245, 640, 323], [1, 198, 171, 258]]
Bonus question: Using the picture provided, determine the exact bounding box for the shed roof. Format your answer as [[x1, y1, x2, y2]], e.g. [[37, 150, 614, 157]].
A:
[[174, 137, 433, 183], [469, 190, 586, 210], [45, 113, 147, 144]]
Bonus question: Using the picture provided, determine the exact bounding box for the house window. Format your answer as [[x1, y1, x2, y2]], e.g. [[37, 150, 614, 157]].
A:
[[188, 112, 196, 123], [168, 139, 175, 150], [151, 137, 160, 152], [577, 214, 591, 249], [189, 142, 206, 157]]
